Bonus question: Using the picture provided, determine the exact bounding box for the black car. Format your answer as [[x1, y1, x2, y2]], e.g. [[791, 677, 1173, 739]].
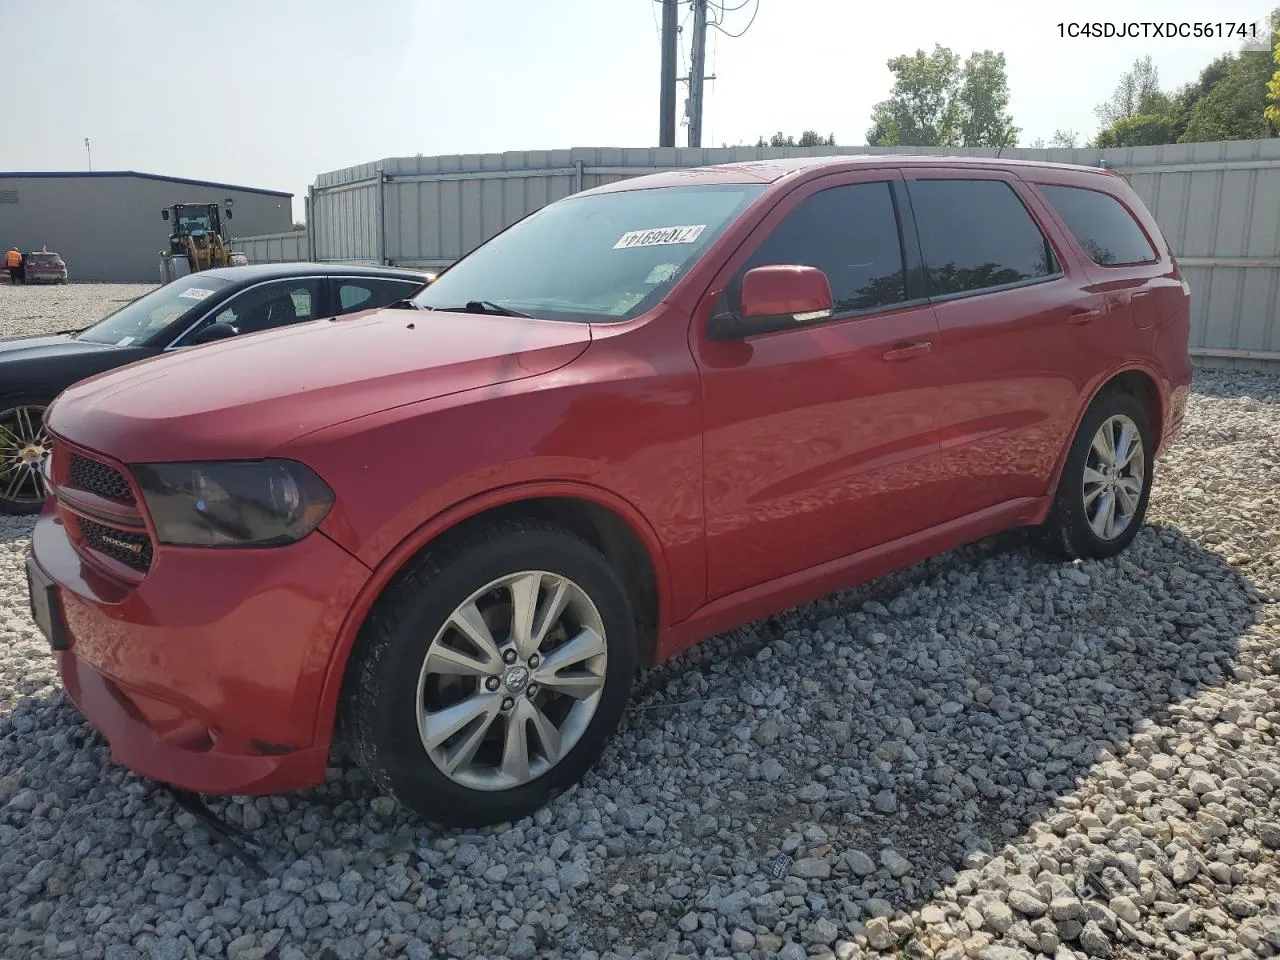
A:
[[0, 262, 429, 514]]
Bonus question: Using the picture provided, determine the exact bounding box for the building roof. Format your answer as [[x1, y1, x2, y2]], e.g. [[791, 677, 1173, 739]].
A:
[[0, 170, 292, 198]]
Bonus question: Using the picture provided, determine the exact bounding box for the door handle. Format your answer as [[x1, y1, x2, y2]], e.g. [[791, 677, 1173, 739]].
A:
[[882, 340, 933, 361], [1068, 307, 1101, 325]]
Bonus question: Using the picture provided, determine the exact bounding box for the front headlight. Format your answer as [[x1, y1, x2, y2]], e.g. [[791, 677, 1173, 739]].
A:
[[133, 460, 334, 547]]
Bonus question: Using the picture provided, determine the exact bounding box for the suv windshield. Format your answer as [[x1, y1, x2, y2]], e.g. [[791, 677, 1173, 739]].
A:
[[75, 277, 232, 346], [412, 183, 767, 322]]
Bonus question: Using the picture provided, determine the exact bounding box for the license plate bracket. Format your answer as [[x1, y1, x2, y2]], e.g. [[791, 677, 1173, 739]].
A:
[[26, 556, 69, 651]]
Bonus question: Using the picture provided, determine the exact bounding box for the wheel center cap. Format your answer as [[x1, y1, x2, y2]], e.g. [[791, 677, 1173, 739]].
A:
[[504, 665, 530, 694], [19, 445, 44, 465]]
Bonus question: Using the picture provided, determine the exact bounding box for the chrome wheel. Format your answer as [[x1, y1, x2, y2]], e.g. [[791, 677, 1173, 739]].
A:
[[0, 404, 51, 507], [1082, 413, 1145, 541], [416, 570, 608, 791]]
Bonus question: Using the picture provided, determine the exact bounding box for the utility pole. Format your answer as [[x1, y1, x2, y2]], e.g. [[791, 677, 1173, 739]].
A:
[[687, 0, 709, 148], [658, 0, 678, 147], [84, 138, 92, 172]]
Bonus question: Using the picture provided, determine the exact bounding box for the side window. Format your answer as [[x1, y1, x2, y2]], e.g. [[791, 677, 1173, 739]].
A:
[[741, 181, 907, 314], [908, 179, 1059, 297], [336, 279, 419, 315], [1037, 184, 1157, 266], [211, 279, 323, 336]]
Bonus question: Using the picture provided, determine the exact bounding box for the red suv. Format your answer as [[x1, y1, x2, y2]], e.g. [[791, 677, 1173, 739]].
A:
[[27, 156, 1192, 826]]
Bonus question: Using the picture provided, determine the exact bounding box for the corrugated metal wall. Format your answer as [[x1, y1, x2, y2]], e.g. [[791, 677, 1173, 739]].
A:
[[230, 230, 309, 264], [243, 140, 1280, 364], [309, 161, 382, 265]]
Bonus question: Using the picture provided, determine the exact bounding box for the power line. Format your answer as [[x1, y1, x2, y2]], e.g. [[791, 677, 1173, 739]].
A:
[[710, 0, 759, 38]]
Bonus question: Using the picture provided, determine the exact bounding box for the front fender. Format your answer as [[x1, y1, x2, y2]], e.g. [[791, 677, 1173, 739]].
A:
[[309, 478, 673, 748]]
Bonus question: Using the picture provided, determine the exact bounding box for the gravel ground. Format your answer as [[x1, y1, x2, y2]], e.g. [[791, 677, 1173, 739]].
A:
[[0, 281, 157, 339], [1, 284, 1278, 960]]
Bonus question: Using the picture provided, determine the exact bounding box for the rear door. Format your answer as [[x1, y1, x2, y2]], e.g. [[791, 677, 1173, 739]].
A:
[[905, 171, 1096, 518], [1031, 178, 1172, 340], [693, 169, 949, 599]]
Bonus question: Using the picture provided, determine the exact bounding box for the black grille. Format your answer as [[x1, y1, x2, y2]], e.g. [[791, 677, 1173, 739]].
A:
[[78, 518, 153, 572], [69, 455, 135, 503]]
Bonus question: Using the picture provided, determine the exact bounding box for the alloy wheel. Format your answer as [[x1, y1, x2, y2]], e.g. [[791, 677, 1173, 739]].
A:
[[415, 570, 608, 791], [1081, 413, 1145, 541], [0, 404, 52, 507]]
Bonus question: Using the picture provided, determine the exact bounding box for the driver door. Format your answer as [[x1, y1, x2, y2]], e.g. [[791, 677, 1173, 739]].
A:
[[173, 278, 327, 346], [691, 170, 949, 599]]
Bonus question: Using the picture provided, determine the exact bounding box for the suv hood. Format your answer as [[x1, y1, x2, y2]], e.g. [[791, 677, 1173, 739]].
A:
[[46, 308, 592, 462]]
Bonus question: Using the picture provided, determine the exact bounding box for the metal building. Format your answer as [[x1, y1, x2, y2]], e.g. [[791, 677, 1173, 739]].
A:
[[0, 171, 293, 282]]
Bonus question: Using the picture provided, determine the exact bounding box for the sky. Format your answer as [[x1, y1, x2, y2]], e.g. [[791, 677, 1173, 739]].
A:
[[4, 0, 1276, 222]]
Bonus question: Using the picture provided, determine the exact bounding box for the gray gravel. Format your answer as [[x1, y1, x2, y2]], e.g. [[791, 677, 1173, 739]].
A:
[[0, 281, 157, 340], [2, 283, 1278, 960]]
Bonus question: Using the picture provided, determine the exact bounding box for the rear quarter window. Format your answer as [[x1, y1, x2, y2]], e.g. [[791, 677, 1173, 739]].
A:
[[1037, 184, 1157, 266]]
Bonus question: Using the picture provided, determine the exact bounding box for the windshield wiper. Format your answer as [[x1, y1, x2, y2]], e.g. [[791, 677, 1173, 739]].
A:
[[386, 299, 422, 310], [439, 300, 533, 318]]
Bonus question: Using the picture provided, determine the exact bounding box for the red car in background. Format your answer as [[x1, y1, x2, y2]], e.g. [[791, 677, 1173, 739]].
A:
[[28, 155, 1192, 828], [23, 250, 69, 283]]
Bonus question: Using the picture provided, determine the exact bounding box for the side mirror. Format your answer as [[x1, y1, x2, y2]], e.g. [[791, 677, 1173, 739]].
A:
[[161, 209, 170, 221], [191, 321, 238, 345], [709, 264, 834, 339]]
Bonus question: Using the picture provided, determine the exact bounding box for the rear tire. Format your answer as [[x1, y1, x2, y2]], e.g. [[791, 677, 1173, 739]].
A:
[[341, 519, 636, 827], [1041, 389, 1154, 560]]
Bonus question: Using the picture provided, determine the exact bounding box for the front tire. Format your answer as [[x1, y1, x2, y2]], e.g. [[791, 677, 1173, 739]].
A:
[[1042, 389, 1154, 560], [342, 520, 636, 827], [0, 397, 53, 515]]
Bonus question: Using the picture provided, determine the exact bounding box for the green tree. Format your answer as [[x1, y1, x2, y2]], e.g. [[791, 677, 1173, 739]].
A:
[[755, 131, 837, 147], [1094, 55, 1164, 126], [1268, 31, 1280, 126], [1094, 114, 1180, 148], [1090, 57, 1180, 146], [1093, 11, 1280, 146], [958, 51, 1019, 147], [1050, 129, 1082, 148], [867, 45, 1018, 147], [866, 45, 963, 146], [1180, 48, 1277, 140]]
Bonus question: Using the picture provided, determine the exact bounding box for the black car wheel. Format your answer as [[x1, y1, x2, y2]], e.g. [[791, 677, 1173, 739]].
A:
[[1041, 389, 1154, 560], [341, 519, 636, 827], [0, 398, 53, 515]]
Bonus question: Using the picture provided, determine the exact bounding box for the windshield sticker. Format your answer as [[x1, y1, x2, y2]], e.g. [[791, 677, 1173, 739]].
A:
[[115, 336, 136, 346], [645, 263, 680, 284], [613, 224, 706, 249], [177, 287, 214, 301]]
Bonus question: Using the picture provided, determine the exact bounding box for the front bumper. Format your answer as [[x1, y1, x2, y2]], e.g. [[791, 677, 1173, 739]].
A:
[[30, 510, 371, 795]]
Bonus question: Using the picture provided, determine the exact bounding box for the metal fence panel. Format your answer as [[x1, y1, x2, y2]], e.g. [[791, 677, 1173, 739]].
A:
[[230, 231, 309, 264]]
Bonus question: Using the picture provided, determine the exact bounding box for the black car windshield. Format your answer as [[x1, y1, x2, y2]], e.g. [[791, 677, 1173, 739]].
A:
[[411, 183, 767, 322], [75, 277, 232, 346]]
